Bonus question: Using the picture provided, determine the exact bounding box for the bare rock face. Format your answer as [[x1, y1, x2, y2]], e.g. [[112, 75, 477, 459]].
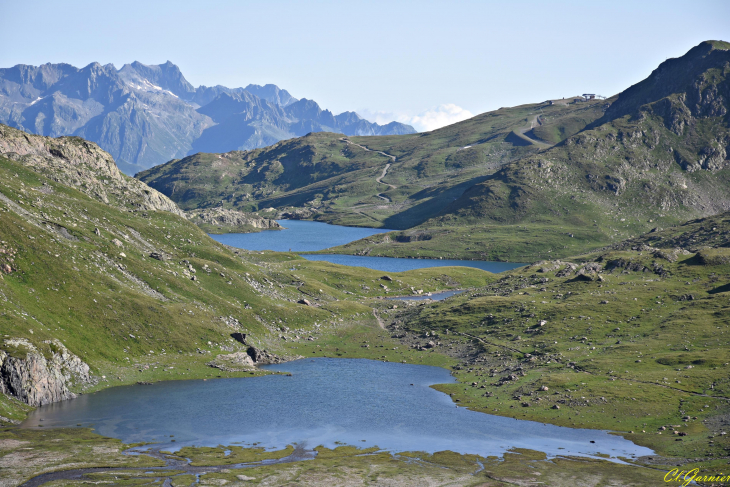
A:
[[0, 338, 91, 407], [187, 208, 281, 231], [0, 124, 185, 217], [279, 207, 316, 220], [207, 351, 256, 372]]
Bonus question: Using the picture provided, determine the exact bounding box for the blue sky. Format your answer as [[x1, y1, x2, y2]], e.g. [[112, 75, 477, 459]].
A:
[[2, 0, 728, 131]]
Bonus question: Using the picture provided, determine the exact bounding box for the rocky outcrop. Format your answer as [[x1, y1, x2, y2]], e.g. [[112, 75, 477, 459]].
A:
[[0, 338, 91, 407], [207, 345, 287, 371], [246, 345, 286, 365], [207, 351, 255, 372], [279, 207, 316, 220], [0, 124, 185, 217], [187, 208, 281, 231]]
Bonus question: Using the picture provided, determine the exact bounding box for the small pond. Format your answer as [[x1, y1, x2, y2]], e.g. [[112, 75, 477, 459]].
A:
[[386, 290, 465, 301]]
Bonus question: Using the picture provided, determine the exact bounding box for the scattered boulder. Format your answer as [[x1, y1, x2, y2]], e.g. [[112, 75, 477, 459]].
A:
[[498, 374, 519, 385], [582, 262, 604, 273], [556, 263, 579, 277], [606, 258, 648, 273], [697, 248, 730, 266], [297, 298, 312, 306]]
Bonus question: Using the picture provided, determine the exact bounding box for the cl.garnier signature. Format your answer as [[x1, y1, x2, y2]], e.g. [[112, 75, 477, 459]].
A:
[[665, 468, 730, 486]]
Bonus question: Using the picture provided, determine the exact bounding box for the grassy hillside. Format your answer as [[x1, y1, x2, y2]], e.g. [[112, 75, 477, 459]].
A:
[[138, 98, 607, 231], [137, 41, 730, 264], [324, 41, 730, 261]]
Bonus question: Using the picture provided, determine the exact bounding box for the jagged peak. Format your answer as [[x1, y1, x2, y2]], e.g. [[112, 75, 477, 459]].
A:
[[82, 61, 106, 71], [119, 61, 195, 99]]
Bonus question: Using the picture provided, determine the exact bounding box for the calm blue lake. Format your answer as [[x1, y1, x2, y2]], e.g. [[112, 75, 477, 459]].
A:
[[210, 220, 392, 252], [210, 220, 524, 273], [23, 358, 652, 460]]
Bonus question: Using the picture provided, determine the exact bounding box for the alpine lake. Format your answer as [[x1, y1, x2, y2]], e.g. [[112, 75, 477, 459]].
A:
[[22, 221, 653, 469]]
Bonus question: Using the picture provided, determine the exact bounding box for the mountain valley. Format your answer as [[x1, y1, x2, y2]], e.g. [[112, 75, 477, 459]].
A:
[[1, 40, 730, 487]]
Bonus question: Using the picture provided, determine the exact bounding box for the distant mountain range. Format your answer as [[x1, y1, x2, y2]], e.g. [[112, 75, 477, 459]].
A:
[[0, 60, 415, 174]]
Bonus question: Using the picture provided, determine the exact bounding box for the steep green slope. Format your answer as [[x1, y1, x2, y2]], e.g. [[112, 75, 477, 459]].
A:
[[0, 131, 493, 423], [447, 41, 730, 226], [138, 99, 606, 229]]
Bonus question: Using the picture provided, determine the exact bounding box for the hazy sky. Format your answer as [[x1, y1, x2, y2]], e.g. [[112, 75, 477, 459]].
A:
[[2, 0, 729, 131]]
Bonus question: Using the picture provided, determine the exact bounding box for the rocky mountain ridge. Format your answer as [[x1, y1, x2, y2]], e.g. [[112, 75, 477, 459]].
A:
[[0, 124, 184, 216], [0, 61, 415, 174]]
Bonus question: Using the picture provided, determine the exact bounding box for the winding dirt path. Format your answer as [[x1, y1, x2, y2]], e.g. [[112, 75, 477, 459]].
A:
[[376, 163, 395, 189], [341, 138, 397, 201], [373, 309, 386, 329]]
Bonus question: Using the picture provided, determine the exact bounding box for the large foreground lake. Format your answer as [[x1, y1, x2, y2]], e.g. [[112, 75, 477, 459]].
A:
[[210, 220, 524, 272], [23, 358, 651, 460]]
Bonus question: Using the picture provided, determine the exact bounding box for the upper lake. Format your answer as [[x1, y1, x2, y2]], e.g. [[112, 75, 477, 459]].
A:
[[210, 220, 524, 273], [211, 220, 392, 252], [22, 358, 652, 461]]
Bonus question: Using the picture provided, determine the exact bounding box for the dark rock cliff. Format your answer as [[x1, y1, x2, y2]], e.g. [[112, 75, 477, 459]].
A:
[[0, 338, 91, 407]]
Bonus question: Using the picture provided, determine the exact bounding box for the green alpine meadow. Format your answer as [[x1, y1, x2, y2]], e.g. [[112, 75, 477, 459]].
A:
[[2, 22, 730, 487]]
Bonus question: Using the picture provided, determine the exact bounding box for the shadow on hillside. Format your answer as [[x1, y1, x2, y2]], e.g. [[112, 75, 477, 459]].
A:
[[709, 283, 730, 294], [382, 174, 492, 229]]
